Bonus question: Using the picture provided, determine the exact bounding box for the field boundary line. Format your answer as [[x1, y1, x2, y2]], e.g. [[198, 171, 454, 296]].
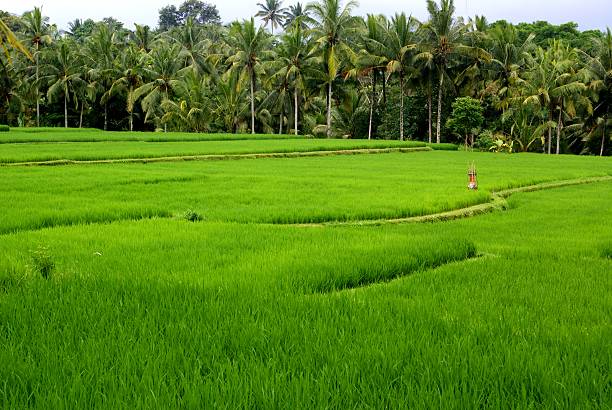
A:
[[0, 147, 432, 167], [290, 175, 612, 227]]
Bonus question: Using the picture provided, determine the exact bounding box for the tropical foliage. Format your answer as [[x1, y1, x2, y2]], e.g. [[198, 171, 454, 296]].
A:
[[0, 0, 610, 154]]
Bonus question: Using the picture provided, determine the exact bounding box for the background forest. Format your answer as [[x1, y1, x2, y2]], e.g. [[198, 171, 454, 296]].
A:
[[0, 0, 610, 155]]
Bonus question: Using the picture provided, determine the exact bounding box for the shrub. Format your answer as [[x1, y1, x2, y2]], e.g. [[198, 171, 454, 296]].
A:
[[30, 245, 55, 280], [475, 130, 496, 151], [0, 124, 9, 132], [446, 97, 484, 148]]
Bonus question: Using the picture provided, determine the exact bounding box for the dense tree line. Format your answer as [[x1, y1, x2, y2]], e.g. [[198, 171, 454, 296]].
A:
[[0, 0, 610, 155]]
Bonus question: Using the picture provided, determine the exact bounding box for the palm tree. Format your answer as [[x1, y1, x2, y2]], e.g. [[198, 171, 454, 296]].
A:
[[256, 0, 288, 35], [166, 17, 216, 78], [332, 88, 367, 137], [110, 46, 146, 131], [226, 18, 272, 134], [161, 70, 212, 132], [214, 69, 249, 133], [383, 13, 418, 140], [419, 0, 490, 143], [583, 28, 612, 156], [85, 23, 119, 131], [44, 40, 87, 128], [283, 3, 309, 30], [0, 20, 32, 60], [133, 24, 152, 52], [521, 42, 588, 154], [356, 14, 388, 140], [22, 7, 51, 127], [307, 0, 359, 137], [133, 41, 184, 131], [272, 23, 316, 135], [486, 21, 534, 113]]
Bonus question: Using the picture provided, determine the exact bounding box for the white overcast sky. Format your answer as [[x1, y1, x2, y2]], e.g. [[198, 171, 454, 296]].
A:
[[0, 0, 610, 31]]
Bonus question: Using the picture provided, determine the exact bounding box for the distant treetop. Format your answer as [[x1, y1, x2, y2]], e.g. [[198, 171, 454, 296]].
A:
[[158, 0, 221, 31]]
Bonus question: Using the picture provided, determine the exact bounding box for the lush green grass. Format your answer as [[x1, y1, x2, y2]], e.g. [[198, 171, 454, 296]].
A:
[[0, 181, 610, 407], [1, 132, 610, 407], [0, 129, 461, 150], [2, 151, 610, 234], [0, 139, 434, 163]]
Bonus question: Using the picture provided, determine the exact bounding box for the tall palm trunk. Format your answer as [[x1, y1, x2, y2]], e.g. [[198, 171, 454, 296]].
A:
[[436, 71, 444, 144], [368, 71, 375, 140], [326, 81, 332, 138], [294, 88, 298, 136], [547, 109, 552, 154], [279, 104, 283, 134], [381, 70, 387, 108], [399, 74, 405, 141], [104, 102, 108, 131], [129, 85, 134, 132], [35, 45, 40, 127], [64, 91, 68, 128], [600, 111, 607, 157], [79, 102, 84, 128], [250, 73, 255, 134], [427, 81, 432, 144], [164, 89, 169, 133], [556, 103, 562, 155]]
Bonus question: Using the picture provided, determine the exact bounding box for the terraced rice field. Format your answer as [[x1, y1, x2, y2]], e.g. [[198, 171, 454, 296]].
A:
[[1, 129, 610, 408]]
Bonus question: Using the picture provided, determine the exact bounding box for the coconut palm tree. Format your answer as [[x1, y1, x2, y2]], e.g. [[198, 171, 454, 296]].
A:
[[226, 18, 272, 134], [85, 23, 120, 131], [0, 20, 31, 60], [133, 24, 152, 52], [43, 40, 87, 128], [356, 14, 389, 140], [22, 7, 51, 127], [307, 0, 360, 137], [166, 17, 216, 78], [486, 22, 535, 112], [419, 0, 490, 143], [110, 45, 146, 131], [383, 13, 418, 140], [272, 22, 316, 135], [256, 0, 288, 35], [133, 41, 184, 131], [214, 69, 249, 133], [520, 42, 588, 154], [161, 70, 212, 132], [283, 2, 309, 30], [582, 28, 612, 155]]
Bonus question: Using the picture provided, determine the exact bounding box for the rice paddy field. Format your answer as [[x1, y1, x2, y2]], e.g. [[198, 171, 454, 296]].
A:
[[1, 129, 611, 408]]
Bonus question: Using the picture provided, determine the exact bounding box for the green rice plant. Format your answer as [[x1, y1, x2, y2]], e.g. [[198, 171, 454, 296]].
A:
[[600, 242, 612, 259], [426, 142, 458, 150], [0, 139, 427, 164], [0, 183, 610, 407], [0, 151, 609, 234], [29, 245, 54, 279], [0, 265, 25, 292], [0, 124, 9, 132], [1, 129, 303, 143]]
